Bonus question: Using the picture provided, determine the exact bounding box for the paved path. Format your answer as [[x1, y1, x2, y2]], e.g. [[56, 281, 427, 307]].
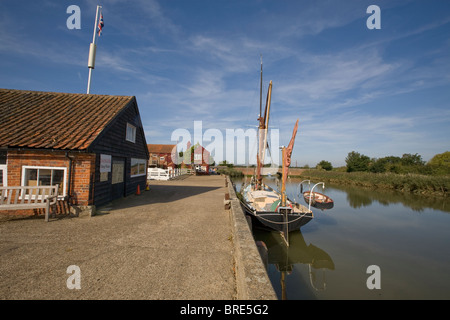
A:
[[0, 175, 236, 299]]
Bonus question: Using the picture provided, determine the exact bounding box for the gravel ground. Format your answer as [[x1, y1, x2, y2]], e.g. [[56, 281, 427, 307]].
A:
[[0, 175, 236, 300]]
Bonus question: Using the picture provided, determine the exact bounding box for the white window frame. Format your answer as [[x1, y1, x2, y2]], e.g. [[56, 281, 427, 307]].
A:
[[0, 164, 7, 187], [0, 151, 6, 187], [130, 158, 147, 177], [21, 166, 67, 199], [126, 123, 136, 143]]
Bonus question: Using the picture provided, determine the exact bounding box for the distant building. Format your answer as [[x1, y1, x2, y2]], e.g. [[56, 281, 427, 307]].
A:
[[185, 141, 211, 174], [0, 88, 149, 217], [147, 144, 176, 168]]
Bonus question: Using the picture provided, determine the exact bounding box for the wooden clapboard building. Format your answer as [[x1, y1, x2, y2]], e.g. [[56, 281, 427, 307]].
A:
[[0, 88, 149, 217]]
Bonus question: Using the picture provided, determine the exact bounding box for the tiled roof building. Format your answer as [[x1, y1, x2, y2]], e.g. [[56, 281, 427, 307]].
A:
[[147, 144, 176, 168], [0, 88, 135, 150], [0, 89, 149, 217]]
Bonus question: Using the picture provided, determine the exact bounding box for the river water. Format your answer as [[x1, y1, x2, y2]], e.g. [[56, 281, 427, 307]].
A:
[[231, 177, 450, 300]]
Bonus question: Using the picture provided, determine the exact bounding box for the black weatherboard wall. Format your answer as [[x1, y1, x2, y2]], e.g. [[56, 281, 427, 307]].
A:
[[88, 97, 149, 206]]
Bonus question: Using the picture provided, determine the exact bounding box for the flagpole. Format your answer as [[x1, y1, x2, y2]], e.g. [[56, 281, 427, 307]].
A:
[[87, 5, 102, 94]]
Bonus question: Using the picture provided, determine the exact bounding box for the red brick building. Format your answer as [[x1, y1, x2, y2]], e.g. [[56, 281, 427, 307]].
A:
[[185, 142, 211, 173], [0, 89, 149, 217], [147, 144, 176, 168]]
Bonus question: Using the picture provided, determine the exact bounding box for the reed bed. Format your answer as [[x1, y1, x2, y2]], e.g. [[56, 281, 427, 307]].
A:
[[298, 169, 449, 197]]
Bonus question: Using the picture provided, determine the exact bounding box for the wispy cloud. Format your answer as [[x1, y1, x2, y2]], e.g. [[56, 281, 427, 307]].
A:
[[1, 0, 449, 166]]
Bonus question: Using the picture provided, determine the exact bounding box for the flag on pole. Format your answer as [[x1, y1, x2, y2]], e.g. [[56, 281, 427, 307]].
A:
[[97, 13, 104, 36]]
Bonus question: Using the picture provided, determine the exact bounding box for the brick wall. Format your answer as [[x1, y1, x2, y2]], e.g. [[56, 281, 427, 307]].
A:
[[69, 153, 96, 206], [0, 150, 96, 217]]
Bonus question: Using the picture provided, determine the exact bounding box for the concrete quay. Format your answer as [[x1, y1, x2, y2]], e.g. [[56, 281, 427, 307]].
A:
[[0, 174, 276, 300]]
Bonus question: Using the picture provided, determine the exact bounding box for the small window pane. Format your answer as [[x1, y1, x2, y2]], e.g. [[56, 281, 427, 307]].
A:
[[130, 162, 139, 176], [38, 169, 52, 186], [139, 163, 145, 174], [25, 169, 38, 186], [52, 170, 64, 194], [0, 151, 6, 165], [100, 171, 108, 182], [126, 123, 136, 143]]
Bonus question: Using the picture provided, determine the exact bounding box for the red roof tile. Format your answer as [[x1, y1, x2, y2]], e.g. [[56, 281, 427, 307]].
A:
[[147, 144, 176, 154], [0, 88, 135, 150]]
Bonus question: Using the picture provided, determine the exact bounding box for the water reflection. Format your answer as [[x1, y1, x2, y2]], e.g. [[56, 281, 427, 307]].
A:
[[232, 176, 450, 300], [254, 229, 334, 300], [328, 183, 449, 213]]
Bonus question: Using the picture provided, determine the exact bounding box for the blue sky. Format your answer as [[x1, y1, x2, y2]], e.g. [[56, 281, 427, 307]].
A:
[[0, 0, 449, 167]]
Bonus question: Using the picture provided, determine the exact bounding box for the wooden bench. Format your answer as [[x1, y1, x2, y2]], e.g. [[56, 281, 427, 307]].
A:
[[0, 185, 59, 222]]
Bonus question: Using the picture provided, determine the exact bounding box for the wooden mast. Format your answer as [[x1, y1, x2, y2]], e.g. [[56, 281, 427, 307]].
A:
[[256, 57, 263, 190], [260, 55, 263, 123], [257, 81, 272, 190], [281, 119, 299, 207], [281, 146, 287, 207]]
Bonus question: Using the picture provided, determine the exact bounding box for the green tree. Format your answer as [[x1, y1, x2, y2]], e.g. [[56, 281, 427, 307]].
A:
[[428, 151, 450, 167], [369, 158, 386, 173], [428, 151, 450, 175], [369, 156, 402, 173], [346, 151, 370, 172], [401, 153, 425, 166], [317, 160, 333, 171]]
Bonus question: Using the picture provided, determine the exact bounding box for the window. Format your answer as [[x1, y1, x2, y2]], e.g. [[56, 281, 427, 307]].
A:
[[21, 166, 66, 197], [0, 151, 6, 186], [0, 166, 5, 187], [100, 171, 109, 182], [0, 151, 6, 165], [126, 123, 136, 143], [112, 161, 124, 184], [99, 154, 111, 182], [151, 154, 158, 165], [130, 158, 147, 177]]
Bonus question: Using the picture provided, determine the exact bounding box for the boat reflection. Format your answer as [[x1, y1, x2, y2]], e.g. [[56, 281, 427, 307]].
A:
[[254, 229, 334, 300]]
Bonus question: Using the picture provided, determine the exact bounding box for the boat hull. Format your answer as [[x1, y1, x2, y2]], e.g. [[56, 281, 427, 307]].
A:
[[241, 201, 313, 232], [303, 191, 334, 210]]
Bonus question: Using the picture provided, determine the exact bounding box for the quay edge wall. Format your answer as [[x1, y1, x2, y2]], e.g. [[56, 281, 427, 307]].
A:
[[226, 176, 277, 300]]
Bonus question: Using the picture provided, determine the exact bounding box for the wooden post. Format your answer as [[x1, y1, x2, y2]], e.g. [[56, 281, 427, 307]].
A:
[[281, 147, 287, 207]]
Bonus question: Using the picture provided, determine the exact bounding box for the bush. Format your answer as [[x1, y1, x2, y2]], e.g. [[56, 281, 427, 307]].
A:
[[317, 160, 333, 171], [346, 151, 370, 172], [217, 167, 243, 177], [299, 169, 449, 196]]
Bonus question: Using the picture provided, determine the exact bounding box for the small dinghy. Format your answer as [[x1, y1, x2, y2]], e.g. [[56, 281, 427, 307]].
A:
[[300, 180, 334, 210], [303, 190, 334, 210]]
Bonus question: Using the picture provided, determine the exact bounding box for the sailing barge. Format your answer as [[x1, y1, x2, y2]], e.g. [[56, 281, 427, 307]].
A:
[[239, 62, 313, 240], [241, 183, 313, 233]]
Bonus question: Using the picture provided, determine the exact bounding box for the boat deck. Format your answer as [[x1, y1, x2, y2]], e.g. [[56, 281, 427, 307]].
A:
[[244, 185, 311, 213]]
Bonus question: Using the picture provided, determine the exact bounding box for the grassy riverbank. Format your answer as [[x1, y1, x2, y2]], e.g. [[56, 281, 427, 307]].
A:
[[298, 169, 449, 197], [217, 166, 244, 177]]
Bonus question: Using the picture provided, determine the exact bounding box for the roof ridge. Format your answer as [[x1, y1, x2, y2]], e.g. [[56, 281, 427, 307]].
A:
[[0, 88, 135, 99]]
